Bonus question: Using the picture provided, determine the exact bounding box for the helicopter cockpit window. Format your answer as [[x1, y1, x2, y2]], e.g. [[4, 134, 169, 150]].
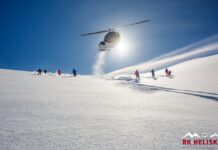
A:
[[100, 41, 105, 45]]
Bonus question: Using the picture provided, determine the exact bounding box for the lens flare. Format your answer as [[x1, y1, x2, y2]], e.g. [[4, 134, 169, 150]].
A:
[[114, 37, 130, 58]]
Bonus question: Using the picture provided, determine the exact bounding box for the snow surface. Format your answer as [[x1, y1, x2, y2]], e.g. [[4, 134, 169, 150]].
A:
[[107, 35, 218, 76], [0, 55, 218, 150]]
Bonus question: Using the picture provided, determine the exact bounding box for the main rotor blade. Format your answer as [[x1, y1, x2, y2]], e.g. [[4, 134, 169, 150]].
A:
[[81, 19, 149, 36], [81, 29, 109, 36], [120, 19, 150, 28]]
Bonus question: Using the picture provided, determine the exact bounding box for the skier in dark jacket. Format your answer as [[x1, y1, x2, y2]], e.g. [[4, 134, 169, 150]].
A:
[[44, 69, 47, 74], [168, 70, 172, 76], [151, 69, 155, 78], [72, 68, 77, 77], [135, 69, 140, 80], [37, 68, 42, 75]]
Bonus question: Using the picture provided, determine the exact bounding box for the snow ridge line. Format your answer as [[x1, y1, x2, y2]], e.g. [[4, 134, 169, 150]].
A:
[[107, 35, 218, 76]]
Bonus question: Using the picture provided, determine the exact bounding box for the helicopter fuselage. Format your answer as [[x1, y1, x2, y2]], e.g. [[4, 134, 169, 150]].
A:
[[98, 31, 120, 51], [81, 19, 149, 52]]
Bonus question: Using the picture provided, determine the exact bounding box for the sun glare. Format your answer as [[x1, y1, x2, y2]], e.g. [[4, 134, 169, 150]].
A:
[[114, 37, 130, 57]]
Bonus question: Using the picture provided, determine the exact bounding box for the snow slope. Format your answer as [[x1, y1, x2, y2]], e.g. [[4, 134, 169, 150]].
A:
[[107, 35, 218, 76], [0, 55, 218, 150], [111, 55, 218, 95]]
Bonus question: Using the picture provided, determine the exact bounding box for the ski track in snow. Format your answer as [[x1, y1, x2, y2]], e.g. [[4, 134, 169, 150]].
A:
[[0, 55, 218, 150]]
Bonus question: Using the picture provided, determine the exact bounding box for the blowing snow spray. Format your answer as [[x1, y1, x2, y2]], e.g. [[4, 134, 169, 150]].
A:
[[93, 52, 106, 75]]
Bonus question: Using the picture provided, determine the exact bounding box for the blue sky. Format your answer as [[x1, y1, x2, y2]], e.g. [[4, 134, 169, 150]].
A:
[[0, 0, 218, 74]]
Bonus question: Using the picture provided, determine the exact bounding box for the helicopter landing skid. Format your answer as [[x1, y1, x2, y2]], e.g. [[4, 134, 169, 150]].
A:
[[98, 48, 110, 52]]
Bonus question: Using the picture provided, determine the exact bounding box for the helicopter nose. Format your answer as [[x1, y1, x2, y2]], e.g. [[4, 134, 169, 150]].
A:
[[99, 41, 105, 45]]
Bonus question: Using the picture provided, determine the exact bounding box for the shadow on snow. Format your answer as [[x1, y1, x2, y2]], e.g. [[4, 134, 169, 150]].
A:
[[120, 81, 218, 101]]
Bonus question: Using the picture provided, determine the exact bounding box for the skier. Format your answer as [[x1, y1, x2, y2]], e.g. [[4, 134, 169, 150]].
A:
[[44, 69, 47, 74], [151, 69, 155, 78], [135, 69, 140, 80], [72, 68, 77, 77], [165, 68, 169, 77], [168, 70, 172, 76], [37, 68, 42, 75], [57, 69, 61, 75]]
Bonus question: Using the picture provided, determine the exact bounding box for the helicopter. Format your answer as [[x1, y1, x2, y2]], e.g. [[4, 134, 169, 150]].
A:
[[81, 19, 150, 51]]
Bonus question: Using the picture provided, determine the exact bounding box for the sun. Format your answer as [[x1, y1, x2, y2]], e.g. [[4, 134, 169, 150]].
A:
[[115, 37, 130, 57]]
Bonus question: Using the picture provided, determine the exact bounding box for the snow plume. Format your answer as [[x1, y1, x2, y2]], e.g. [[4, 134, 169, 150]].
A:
[[107, 34, 218, 77], [93, 52, 106, 75]]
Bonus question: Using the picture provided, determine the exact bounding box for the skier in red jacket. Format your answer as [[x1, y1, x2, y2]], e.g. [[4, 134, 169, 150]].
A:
[[57, 69, 61, 75]]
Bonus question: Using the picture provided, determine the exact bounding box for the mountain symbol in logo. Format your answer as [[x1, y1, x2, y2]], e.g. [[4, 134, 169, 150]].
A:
[[182, 132, 200, 139], [210, 133, 218, 138]]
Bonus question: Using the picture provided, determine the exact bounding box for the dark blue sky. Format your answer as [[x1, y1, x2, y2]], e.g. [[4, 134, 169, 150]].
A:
[[0, 0, 218, 74]]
